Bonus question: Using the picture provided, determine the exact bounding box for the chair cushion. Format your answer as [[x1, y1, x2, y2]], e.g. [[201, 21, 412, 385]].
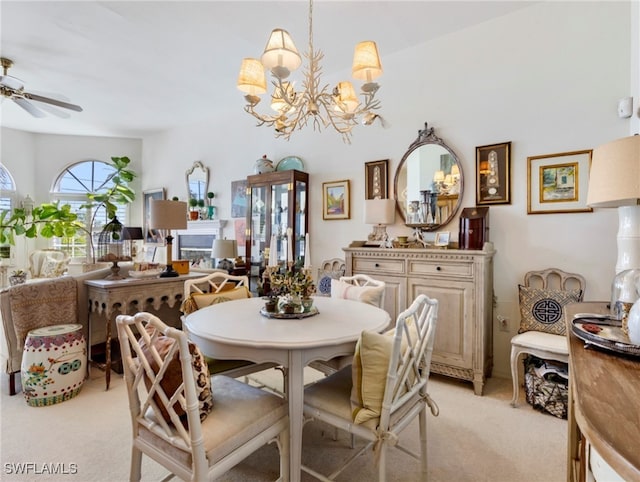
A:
[[518, 285, 582, 335], [350, 330, 393, 424], [139, 326, 213, 425], [511, 331, 569, 355], [180, 286, 249, 315], [331, 279, 384, 307]]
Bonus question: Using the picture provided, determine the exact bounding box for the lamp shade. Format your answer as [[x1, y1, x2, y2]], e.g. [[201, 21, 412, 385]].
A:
[[364, 198, 396, 225], [149, 200, 187, 230], [211, 239, 237, 259], [237, 58, 267, 95], [352, 41, 383, 82], [587, 135, 640, 207], [334, 81, 359, 113], [261, 29, 302, 75]]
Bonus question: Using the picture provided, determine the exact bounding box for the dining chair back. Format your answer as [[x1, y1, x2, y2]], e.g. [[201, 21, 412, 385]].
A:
[[316, 258, 346, 296], [116, 311, 289, 482], [303, 294, 439, 481], [510, 267, 586, 407], [180, 271, 277, 379]]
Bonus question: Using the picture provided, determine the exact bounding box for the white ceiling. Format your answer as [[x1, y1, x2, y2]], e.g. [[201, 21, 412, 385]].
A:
[[0, 1, 533, 138]]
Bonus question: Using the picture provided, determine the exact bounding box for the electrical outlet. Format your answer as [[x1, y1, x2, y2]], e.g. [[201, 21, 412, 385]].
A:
[[497, 315, 509, 332]]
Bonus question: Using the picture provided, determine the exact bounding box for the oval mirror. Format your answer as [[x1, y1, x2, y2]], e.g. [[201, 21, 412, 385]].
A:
[[185, 160, 209, 201], [394, 123, 463, 231]]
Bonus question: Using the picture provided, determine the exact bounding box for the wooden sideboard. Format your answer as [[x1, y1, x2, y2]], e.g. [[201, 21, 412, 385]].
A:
[[565, 302, 640, 482], [343, 244, 494, 395]]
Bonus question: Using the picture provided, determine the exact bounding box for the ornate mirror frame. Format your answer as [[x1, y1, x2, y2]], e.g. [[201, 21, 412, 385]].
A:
[[185, 160, 209, 201], [394, 123, 464, 231]]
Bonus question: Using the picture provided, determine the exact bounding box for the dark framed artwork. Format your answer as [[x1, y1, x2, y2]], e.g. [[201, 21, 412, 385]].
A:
[[364, 159, 388, 199], [527, 149, 593, 214], [323, 180, 350, 220], [476, 142, 512, 205], [231, 179, 248, 218], [143, 188, 165, 243]]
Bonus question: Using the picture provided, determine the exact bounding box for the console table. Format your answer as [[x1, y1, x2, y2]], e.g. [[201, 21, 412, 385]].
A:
[[343, 244, 494, 395], [85, 272, 202, 389], [565, 302, 640, 481]]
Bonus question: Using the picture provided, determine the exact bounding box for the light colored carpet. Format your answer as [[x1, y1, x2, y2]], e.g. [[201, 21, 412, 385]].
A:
[[0, 367, 566, 481]]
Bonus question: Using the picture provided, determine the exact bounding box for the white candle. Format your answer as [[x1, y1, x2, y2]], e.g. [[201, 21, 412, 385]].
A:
[[286, 227, 293, 264], [303, 233, 311, 269], [268, 234, 278, 267]]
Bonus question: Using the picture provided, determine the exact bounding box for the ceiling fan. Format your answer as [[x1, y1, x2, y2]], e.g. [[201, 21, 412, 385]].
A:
[[0, 57, 83, 118]]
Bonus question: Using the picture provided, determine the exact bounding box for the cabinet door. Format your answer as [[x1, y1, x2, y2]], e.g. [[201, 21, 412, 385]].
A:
[[374, 274, 406, 324], [407, 277, 474, 369]]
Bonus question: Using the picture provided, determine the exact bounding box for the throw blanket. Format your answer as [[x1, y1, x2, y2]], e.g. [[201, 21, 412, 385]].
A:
[[9, 277, 78, 348]]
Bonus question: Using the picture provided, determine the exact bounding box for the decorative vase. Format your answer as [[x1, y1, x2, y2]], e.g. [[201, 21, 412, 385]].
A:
[[264, 300, 277, 313], [301, 297, 314, 313], [625, 299, 640, 345], [610, 268, 640, 335], [277, 295, 302, 314], [9, 273, 27, 286], [254, 155, 274, 174], [207, 206, 215, 220]]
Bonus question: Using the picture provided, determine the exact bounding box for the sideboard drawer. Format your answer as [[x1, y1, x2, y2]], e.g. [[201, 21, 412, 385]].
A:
[[408, 260, 473, 278], [353, 257, 405, 275]]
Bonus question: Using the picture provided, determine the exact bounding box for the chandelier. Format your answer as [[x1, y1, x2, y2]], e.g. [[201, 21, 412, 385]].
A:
[[236, 0, 383, 143]]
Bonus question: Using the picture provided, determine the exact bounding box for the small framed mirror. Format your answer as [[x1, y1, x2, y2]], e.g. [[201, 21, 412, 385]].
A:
[[394, 123, 464, 231], [185, 160, 209, 202]]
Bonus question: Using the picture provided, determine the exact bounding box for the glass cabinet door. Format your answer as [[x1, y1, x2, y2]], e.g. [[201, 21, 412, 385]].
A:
[[245, 170, 309, 293]]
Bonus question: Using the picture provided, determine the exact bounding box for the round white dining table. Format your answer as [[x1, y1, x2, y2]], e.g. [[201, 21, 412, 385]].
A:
[[184, 295, 391, 482]]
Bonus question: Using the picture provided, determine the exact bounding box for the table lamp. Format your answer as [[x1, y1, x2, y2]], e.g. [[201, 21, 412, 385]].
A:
[[149, 199, 187, 277], [364, 198, 396, 248], [587, 134, 640, 323], [212, 239, 236, 271]]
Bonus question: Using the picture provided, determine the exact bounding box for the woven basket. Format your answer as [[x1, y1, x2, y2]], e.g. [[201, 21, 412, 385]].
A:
[[524, 355, 568, 419]]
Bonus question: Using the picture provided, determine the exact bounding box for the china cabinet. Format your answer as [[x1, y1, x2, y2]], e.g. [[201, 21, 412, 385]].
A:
[[245, 170, 309, 292], [343, 244, 494, 395]]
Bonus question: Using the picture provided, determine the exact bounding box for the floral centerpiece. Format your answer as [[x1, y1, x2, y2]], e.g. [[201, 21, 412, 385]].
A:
[[269, 268, 316, 313]]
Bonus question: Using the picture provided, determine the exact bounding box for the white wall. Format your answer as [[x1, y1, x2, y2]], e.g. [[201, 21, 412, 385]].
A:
[[1, 2, 636, 379]]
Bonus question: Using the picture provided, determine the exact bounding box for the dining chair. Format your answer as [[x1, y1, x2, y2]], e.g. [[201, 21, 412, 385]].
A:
[[116, 311, 289, 481], [181, 271, 278, 379], [310, 274, 386, 376], [315, 258, 346, 296], [510, 267, 585, 407], [302, 293, 439, 481]]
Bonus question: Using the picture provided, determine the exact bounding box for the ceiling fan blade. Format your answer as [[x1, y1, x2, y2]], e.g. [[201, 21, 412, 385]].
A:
[[29, 100, 71, 118], [12, 97, 47, 117], [0, 74, 24, 91], [24, 92, 83, 112]]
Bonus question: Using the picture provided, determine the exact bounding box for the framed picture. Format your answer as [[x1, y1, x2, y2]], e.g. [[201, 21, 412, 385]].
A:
[[434, 231, 450, 247], [323, 180, 350, 220], [143, 188, 166, 243], [476, 141, 511, 205], [365, 159, 388, 199], [527, 150, 593, 214], [231, 179, 248, 218]]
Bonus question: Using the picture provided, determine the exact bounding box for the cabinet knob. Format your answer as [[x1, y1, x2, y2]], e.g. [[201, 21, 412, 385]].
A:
[[375, 263, 380, 268], [436, 266, 442, 271]]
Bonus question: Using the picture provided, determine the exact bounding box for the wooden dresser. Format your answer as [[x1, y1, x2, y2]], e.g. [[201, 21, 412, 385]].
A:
[[343, 244, 494, 395], [565, 302, 640, 482]]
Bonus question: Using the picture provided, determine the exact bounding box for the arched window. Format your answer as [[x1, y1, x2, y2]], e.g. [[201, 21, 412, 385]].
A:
[[0, 165, 17, 212], [52, 160, 129, 259]]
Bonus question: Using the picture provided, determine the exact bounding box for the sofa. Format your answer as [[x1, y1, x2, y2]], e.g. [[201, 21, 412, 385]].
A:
[[0, 265, 130, 395]]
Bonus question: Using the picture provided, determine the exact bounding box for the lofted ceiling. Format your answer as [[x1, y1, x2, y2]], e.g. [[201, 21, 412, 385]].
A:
[[0, 1, 534, 138]]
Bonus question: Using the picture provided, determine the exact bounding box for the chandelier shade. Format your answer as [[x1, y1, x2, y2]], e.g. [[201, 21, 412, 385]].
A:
[[238, 0, 383, 143], [352, 41, 383, 82], [237, 58, 267, 96]]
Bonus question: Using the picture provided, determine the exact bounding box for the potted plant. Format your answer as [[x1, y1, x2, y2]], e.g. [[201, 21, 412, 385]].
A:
[[207, 192, 215, 220], [9, 269, 27, 286], [188, 198, 199, 220], [197, 198, 205, 219]]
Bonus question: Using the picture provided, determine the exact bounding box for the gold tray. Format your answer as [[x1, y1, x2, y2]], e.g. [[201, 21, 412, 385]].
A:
[[260, 306, 319, 319]]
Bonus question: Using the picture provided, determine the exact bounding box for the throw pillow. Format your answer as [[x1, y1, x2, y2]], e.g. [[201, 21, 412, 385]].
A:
[[180, 286, 250, 314], [518, 286, 583, 335], [331, 279, 384, 307], [40, 256, 69, 278], [139, 326, 213, 426], [350, 330, 394, 425]]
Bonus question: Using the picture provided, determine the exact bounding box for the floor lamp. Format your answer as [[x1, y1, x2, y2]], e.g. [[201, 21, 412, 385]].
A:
[[587, 134, 640, 319], [149, 200, 187, 278]]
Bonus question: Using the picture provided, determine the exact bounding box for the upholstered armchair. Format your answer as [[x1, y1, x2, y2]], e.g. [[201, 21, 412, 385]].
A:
[[28, 248, 70, 278]]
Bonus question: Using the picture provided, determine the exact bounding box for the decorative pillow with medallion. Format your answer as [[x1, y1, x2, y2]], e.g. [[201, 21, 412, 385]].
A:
[[518, 285, 583, 335], [139, 326, 213, 426]]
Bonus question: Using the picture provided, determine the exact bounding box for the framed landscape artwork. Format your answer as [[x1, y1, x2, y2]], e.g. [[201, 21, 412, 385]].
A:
[[527, 150, 593, 214], [476, 141, 511, 205], [143, 188, 165, 243], [322, 180, 350, 220]]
